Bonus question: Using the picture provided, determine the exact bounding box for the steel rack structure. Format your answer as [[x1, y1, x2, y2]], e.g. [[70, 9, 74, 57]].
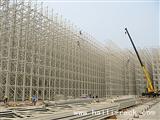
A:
[[123, 50, 136, 95], [104, 41, 125, 96], [152, 48, 160, 90], [0, 0, 105, 101], [0, 0, 155, 102]]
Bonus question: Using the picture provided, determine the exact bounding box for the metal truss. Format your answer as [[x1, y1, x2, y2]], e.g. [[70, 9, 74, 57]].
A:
[[0, 0, 106, 101], [0, 0, 155, 101]]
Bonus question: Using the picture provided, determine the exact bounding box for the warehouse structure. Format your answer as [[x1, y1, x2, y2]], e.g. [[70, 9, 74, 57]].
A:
[[152, 48, 160, 90], [0, 0, 158, 102], [0, 0, 106, 101], [123, 50, 136, 95], [105, 41, 125, 96]]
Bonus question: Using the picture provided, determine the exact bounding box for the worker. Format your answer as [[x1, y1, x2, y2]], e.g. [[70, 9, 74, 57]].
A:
[[79, 30, 82, 35], [3, 96, 8, 104], [95, 96, 99, 102], [32, 95, 37, 106]]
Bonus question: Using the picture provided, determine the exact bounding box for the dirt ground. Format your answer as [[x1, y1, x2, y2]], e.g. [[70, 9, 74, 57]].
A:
[[0, 100, 43, 108]]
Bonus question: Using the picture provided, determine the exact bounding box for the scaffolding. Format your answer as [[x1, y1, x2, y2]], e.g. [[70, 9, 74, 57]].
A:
[[0, 0, 156, 102], [123, 50, 136, 95], [105, 41, 125, 96], [152, 48, 160, 90], [0, 0, 106, 101]]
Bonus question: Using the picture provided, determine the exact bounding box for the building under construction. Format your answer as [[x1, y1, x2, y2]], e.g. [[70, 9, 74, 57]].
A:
[[1, 1, 160, 120], [0, 0, 106, 101], [0, 0, 159, 102]]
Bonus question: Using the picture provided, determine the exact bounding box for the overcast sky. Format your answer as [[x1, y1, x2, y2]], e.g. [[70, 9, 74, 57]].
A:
[[35, 0, 159, 48]]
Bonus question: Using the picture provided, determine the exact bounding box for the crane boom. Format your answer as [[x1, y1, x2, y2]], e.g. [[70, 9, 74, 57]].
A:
[[125, 28, 154, 93]]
